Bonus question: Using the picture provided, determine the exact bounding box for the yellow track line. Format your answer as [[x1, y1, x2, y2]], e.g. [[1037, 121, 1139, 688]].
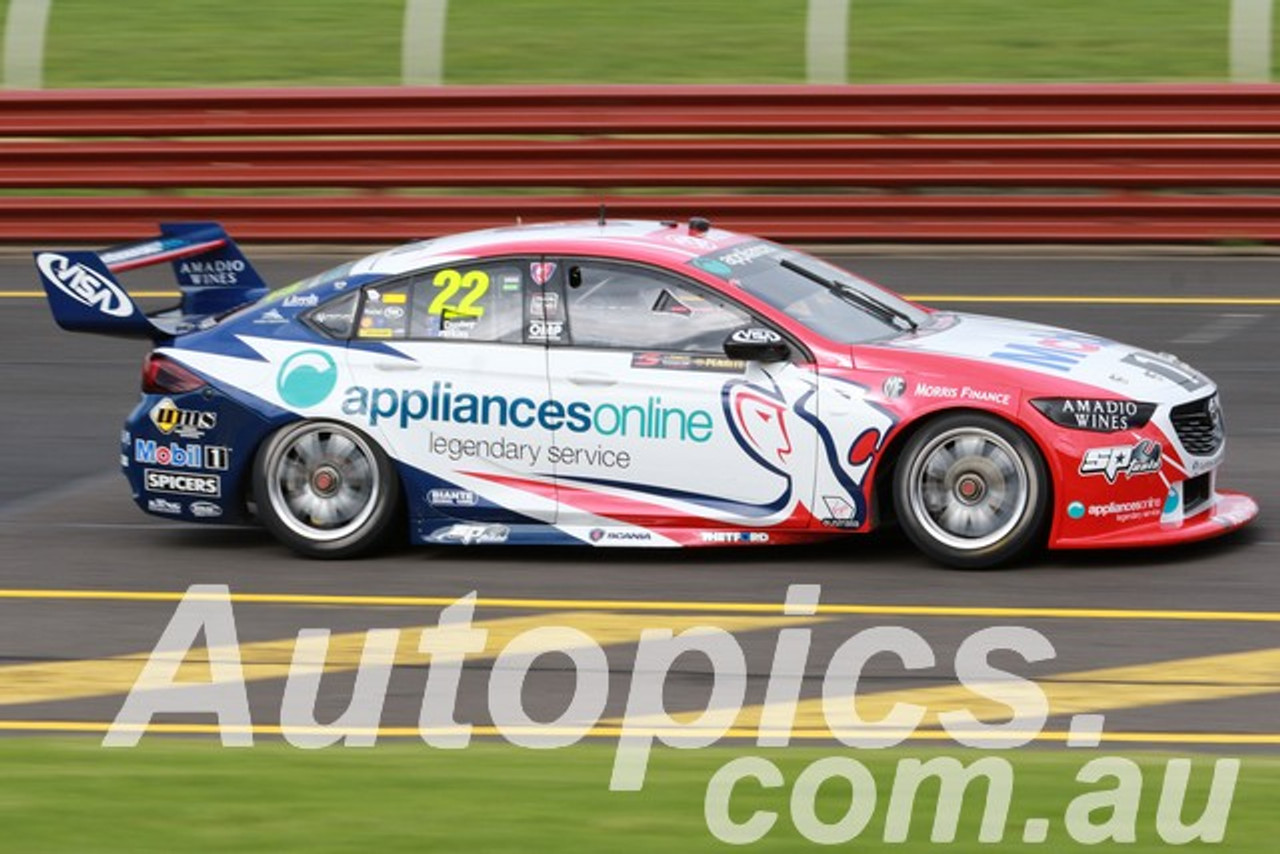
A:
[[0, 719, 1275, 745], [2, 291, 1279, 306], [0, 587, 1276, 623]]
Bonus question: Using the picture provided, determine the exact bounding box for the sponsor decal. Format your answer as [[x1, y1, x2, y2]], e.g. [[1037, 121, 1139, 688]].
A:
[[591, 529, 655, 544], [1034, 398, 1156, 432], [438, 319, 477, 340], [282, 293, 319, 309], [526, 319, 564, 342], [134, 440, 229, 471], [255, 308, 287, 325], [146, 497, 183, 515], [990, 330, 1109, 373], [383, 292, 408, 305], [277, 350, 339, 409], [1164, 489, 1180, 515], [149, 398, 217, 439], [1212, 504, 1255, 528], [713, 242, 775, 268], [530, 262, 557, 286], [1121, 351, 1208, 391], [912, 382, 1010, 407], [99, 239, 179, 267], [820, 495, 860, 528], [382, 305, 405, 320], [1084, 497, 1162, 523], [428, 488, 479, 507], [36, 253, 133, 318], [144, 469, 221, 497], [1066, 501, 1086, 520], [881, 376, 905, 399], [529, 292, 560, 315], [343, 383, 713, 443], [177, 258, 246, 287], [189, 501, 223, 519], [1079, 440, 1163, 484], [427, 523, 510, 545], [729, 327, 783, 346], [665, 233, 717, 251], [699, 531, 770, 544], [631, 352, 745, 374]]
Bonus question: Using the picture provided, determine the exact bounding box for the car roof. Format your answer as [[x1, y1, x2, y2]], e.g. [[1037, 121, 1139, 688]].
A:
[[347, 219, 754, 279]]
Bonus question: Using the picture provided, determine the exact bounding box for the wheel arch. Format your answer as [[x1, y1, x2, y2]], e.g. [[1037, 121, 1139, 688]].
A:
[[871, 405, 1056, 530]]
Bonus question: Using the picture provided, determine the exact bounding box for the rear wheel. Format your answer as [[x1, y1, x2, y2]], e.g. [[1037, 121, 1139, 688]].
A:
[[253, 420, 399, 559], [893, 413, 1048, 569]]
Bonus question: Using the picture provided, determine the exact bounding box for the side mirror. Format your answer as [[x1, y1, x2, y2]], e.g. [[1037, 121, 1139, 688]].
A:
[[724, 327, 790, 363]]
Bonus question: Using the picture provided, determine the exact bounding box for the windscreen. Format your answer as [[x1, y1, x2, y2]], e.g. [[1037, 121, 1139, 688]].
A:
[[689, 240, 929, 344]]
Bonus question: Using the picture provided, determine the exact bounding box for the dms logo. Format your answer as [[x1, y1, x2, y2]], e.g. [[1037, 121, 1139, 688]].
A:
[[149, 398, 216, 438], [277, 350, 339, 408], [37, 253, 133, 318]]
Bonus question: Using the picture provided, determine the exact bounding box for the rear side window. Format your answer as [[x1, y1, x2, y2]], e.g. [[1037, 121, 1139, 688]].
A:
[[306, 291, 358, 338], [356, 281, 412, 340]]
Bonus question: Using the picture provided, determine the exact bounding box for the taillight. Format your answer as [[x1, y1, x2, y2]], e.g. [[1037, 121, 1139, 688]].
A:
[[142, 353, 206, 394]]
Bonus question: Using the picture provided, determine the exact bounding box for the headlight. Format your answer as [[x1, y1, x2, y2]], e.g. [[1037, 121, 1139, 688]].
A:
[[1030, 398, 1156, 432]]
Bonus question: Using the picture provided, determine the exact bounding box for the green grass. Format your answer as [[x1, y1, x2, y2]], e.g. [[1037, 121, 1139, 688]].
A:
[[0, 0, 1268, 88], [0, 739, 1274, 851]]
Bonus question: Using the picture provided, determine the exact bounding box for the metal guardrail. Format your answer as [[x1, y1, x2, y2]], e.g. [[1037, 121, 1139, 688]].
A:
[[5, 84, 1280, 242]]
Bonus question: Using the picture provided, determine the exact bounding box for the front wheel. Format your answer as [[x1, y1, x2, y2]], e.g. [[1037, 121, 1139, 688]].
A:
[[253, 420, 400, 559], [893, 413, 1049, 569]]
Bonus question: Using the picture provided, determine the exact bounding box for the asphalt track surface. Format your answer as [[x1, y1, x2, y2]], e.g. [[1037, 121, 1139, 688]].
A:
[[0, 251, 1275, 748]]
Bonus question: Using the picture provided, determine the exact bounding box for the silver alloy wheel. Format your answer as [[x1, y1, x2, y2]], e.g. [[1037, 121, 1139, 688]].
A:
[[904, 426, 1030, 551], [263, 422, 381, 543]]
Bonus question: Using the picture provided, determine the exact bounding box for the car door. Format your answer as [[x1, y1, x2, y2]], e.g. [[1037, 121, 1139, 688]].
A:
[[340, 257, 558, 525], [542, 258, 818, 535]]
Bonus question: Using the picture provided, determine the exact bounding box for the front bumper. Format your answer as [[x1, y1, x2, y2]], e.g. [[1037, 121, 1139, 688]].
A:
[[1051, 489, 1257, 550]]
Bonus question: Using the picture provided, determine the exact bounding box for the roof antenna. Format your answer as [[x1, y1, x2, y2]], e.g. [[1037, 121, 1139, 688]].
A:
[[597, 202, 607, 227]]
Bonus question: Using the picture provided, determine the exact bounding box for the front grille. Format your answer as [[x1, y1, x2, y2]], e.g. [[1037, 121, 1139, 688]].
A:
[[1170, 395, 1224, 457], [1183, 473, 1212, 515]]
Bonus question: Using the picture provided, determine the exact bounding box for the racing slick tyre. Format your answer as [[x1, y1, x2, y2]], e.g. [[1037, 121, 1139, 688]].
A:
[[893, 412, 1049, 569], [253, 420, 400, 559]]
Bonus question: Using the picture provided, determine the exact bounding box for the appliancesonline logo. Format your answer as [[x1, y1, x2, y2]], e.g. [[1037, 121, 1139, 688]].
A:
[[277, 350, 339, 408], [343, 382, 714, 443]]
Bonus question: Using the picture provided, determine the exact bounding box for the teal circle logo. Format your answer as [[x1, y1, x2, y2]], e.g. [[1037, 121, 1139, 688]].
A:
[[277, 350, 338, 409], [1164, 489, 1180, 515], [1067, 501, 1086, 520]]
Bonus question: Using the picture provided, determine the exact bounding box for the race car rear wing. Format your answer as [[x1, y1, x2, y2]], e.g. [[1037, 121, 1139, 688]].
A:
[[35, 222, 269, 340]]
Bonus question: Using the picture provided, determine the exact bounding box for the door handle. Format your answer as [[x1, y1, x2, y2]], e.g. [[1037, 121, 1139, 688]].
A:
[[567, 371, 616, 387], [373, 361, 422, 372]]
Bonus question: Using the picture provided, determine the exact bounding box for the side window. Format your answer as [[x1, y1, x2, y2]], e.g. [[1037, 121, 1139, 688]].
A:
[[563, 262, 751, 352], [355, 281, 411, 340], [412, 262, 523, 343], [351, 261, 525, 343], [307, 291, 359, 338]]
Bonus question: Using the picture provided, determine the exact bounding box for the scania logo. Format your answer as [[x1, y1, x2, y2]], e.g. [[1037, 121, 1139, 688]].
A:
[[36, 253, 133, 318], [277, 350, 339, 408]]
